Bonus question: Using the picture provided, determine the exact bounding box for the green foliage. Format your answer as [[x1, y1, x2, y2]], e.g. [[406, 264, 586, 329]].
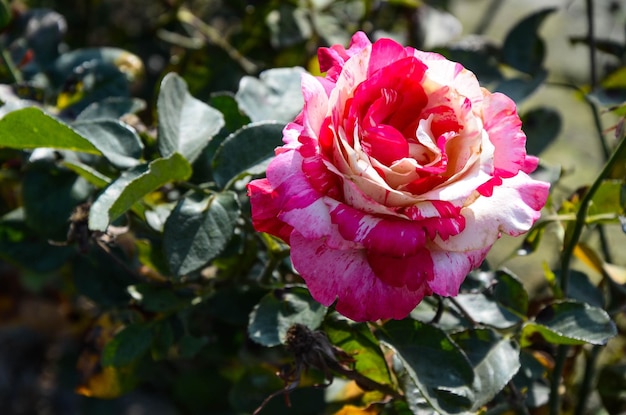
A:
[[0, 2, 624, 415]]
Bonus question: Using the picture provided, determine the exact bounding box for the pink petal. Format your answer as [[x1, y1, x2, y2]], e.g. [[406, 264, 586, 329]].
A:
[[367, 37, 410, 77], [367, 249, 434, 291], [290, 232, 428, 321], [247, 178, 293, 243], [428, 247, 491, 296], [434, 172, 550, 252], [329, 201, 427, 257]]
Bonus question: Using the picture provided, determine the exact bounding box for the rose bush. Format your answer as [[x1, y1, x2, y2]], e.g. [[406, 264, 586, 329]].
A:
[[247, 32, 550, 322]]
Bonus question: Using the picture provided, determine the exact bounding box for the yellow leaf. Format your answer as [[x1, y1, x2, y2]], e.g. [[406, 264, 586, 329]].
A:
[[574, 242, 626, 284], [333, 404, 379, 415]]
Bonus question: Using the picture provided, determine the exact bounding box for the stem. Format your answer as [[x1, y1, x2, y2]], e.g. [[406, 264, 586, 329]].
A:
[[549, 131, 626, 415], [1, 48, 22, 84], [586, 0, 597, 90], [574, 345, 602, 415], [474, 0, 504, 35]]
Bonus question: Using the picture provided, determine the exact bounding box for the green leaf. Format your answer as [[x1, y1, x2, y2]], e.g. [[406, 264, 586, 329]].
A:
[[157, 72, 225, 163], [248, 286, 327, 347], [163, 191, 241, 276], [324, 316, 392, 388], [452, 329, 521, 410], [235, 67, 304, 123], [102, 323, 154, 367], [378, 319, 475, 414], [589, 179, 625, 219], [72, 119, 144, 169], [209, 92, 252, 135], [453, 292, 522, 329], [493, 270, 529, 316], [565, 270, 605, 308], [0, 0, 11, 30], [495, 70, 547, 103], [22, 161, 91, 240], [128, 283, 188, 312], [76, 97, 146, 120], [0, 107, 100, 154], [512, 351, 550, 408], [501, 8, 556, 75], [521, 107, 562, 156], [88, 153, 192, 232], [211, 121, 284, 188], [521, 300, 616, 347], [62, 160, 112, 188]]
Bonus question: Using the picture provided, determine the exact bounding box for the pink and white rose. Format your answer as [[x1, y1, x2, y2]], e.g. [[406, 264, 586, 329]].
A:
[[247, 32, 550, 322]]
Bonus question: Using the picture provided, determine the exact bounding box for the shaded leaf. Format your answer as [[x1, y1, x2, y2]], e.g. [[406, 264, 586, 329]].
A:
[[72, 119, 144, 169], [62, 159, 112, 188], [452, 329, 521, 410], [157, 72, 225, 163], [512, 351, 551, 408], [211, 121, 284, 188], [495, 69, 547, 103], [163, 191, 240, 276], [521, 300, 616, 347], [493, 269, 529, 316], [0, 107, 100, 154], [76, 97, 146, 121], [0, 0, 10, 30], [89, 153, 192, 231], [101, 323, 153, 367], [235, 67, 304, 123], [248, 286, 327, 347], [378, 319, 474, 414], [521, 107, 561, 156], [501, 8, 556, 75]]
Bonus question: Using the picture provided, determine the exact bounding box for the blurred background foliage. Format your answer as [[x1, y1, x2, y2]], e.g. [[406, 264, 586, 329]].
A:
[[0, 0, 625, 415]]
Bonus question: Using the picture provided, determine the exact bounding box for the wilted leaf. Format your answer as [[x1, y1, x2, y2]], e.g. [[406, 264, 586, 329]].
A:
[[211, 121, 284, 188], [248, 286, 327, 347], [235, 67, 304, 123], [378, 320, 474, 414], [157, 72, 225, 163], [521, 300, 616, 347], [89, 153, 192, 231], [163, 191, 240, 276]]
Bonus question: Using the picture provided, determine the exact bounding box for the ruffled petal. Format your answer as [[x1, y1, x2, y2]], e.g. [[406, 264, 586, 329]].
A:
[[428, 247, 490, 296], [247, 178, 293, 243], [290, 232, 428, 321]]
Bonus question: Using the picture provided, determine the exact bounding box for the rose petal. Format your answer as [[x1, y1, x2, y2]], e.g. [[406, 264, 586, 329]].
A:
[[290, 232, 428, 321], [428, 247, 490, 296], [247, 178, 293, 243]]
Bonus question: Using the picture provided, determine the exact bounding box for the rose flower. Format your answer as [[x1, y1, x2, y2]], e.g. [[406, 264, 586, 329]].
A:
[[247, 32, 550, 322]]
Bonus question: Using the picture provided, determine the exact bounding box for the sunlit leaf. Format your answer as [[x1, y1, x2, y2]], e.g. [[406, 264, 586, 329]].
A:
[[378, 320, 474, 414], [453, 293, 522, 329], [248, 286, 327, 347], [89, 153, 192, 231], [235, 67, 305, 123], [521, 300, 616, 347], [157, 72, 225, 163], [72, 119, 144, 169], [0, 107, 100, 154], [163, 191, 240, 276]]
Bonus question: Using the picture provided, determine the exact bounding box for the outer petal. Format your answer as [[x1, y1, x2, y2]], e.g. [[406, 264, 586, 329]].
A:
[[428, 247, 491, 296], [247, 178, 293, 243], [290, 232, 427, 321], [434, 171, 550, 252]]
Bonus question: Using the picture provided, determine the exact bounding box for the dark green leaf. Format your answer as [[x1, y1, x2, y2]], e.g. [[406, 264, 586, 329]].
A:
[[101, 323, 153, 367], [0, 0, 10, 30], [493, 270, 529, 316], [62, 160, 112, 188], [209, 92, 252, 135], [50, 47, 141, 85], [324, 315, 392, 386], [435, 43, 503, 85], [178, 334, 208, 359], [163, 191, 240, 276], [72, 119, 144, 169], [22, 161, 91, 240], [211, 121, 284, 188], [76, 97, 146, 121], [521, 300, 616, 347], [453, 293, 522, 329], [512, 351, 550, 408], [129, 283, 188, 312], [566, 270, 605, 308], [501, 8, 556, 75], [24, 9, 66, 67], [235, 67, 304, 123], [597, 364, 626, 413], [0, 107, 100, 154], [157, 72, 225, 163], [521, 107, 562, 156], [151, 317, 177, 360], [589, 179, 625, 220], [88, 153, 192, 231], [452, 329, 520, 410], [495, 69, 547, 103], [248, 286, 327, 347], [378, 319, 474, 414]]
